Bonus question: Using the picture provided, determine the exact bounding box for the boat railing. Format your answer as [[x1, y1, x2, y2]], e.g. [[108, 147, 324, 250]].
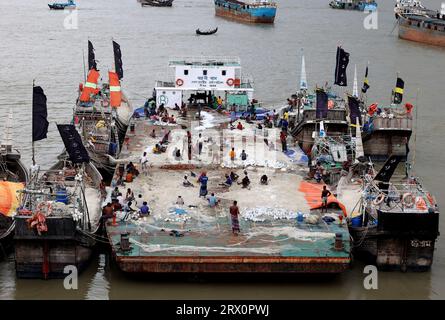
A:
[[169, 56, 242, 67], [370, 116, 413, 131]]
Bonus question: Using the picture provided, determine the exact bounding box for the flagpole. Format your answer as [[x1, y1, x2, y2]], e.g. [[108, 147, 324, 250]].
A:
[[82, 48, 87, 83], [412, 88, 420, 170], [32, 79, 36, 166]]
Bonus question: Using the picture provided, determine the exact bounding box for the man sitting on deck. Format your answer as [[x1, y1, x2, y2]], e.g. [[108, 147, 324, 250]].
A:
[[260, 174, 268, 185], [207, 193, 219, 208], [139, 201, 150, 216], [230, 171, 239, 182], [183, 175, 194, 187], [219, 174, 233, 187], [101, 203, 114, 221], [238, 171, 250, 189]]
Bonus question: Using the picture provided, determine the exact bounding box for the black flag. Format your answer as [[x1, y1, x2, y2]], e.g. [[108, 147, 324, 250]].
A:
[[88, 40, 97, 71], [32, 86, 49, 142], [316, 88, 328, 119], [334, 46, 350, 86], [57, 124, 90, 164], [361, 66, 370, 93], [347, 95, 361, 125], [374, 155, 403, 183], [113, 41, 123, 80], [393, 77, 404, 104]]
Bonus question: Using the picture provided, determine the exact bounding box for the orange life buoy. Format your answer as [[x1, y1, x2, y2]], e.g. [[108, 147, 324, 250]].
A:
[[176, 78, 184, 87], [415, 196, 428, 211], [226, 78, 234, 86]]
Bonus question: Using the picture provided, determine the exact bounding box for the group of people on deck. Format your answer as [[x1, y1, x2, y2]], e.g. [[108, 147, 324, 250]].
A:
[[101, 186, 151, 226]]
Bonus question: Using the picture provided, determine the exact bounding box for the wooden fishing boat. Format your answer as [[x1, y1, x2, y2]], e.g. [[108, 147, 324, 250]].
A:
[[288, 90, 349, 155], [0, 113, 29, 260], [196, 27, 218, 35], [73, 41, 132, 182], [14, 140, 104, 279], [48, 0, 76, 10], [348, 156, 440, 272], [140, 0, 174, 7]]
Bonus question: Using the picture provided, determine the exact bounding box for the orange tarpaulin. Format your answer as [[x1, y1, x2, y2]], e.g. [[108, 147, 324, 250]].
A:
[[298, 181, 347, 216], [0, 181, 24, 217], [80, 69, 100, 102], [109, 71, 122, 107]]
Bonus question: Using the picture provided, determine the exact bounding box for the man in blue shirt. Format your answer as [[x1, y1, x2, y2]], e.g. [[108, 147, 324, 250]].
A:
[[207, 193, 218, 208], [140, 201, 150, 216]]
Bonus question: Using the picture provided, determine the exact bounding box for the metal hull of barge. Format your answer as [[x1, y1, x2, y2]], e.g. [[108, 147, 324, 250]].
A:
[[398, 17, 445, 47], [105, 109, 352, 275]]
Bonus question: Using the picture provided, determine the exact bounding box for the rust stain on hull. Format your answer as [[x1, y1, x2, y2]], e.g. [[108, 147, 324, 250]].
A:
[[114, 255, 351, 273], [399, 25, 445, 47]]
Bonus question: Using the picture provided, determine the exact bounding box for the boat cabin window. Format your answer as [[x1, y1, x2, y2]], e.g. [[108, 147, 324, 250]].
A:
[[222, 70, 226, 76], [184, 70, 189, 75], [203, 70, 207, 76]]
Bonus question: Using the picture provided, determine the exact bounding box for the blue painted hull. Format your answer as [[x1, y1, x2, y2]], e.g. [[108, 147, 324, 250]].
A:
[[215, 0, 277, 23]]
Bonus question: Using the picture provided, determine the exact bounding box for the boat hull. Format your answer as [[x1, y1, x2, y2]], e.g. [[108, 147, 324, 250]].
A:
[[399, 21, 445, 47], [362, 116, 413, 161], [14, 216, 96, 279], [215, 3, 276, 24], [349, 210, 439, 271]]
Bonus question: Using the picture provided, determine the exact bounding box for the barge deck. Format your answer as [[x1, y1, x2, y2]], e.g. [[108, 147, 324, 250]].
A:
[[105, 108, 352, 274]]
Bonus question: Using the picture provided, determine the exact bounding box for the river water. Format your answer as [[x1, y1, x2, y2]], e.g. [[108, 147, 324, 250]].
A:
[[0, 0, 444, 299]]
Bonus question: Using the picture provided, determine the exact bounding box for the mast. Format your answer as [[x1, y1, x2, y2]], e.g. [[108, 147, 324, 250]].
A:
[[32, 79, 36, 166], [1, 109, 13, 152], [353, 64, 358, 97], [299, 49, 307, 91], [82, 48, 87, 83]]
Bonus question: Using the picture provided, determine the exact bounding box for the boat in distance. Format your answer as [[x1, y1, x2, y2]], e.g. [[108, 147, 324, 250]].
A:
[[196, 27, 218, 35], [214, 0, 277, 24], [139, 0, 174, 7], [48, 0, 76, 10]]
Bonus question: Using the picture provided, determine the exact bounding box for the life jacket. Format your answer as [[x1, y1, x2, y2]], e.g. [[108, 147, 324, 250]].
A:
[[80, 69, 100, 102], [109, 71, 122, 107], [368, 103, 378, 116], [405, 103, 414, 114], [126, 172, 133, 183]]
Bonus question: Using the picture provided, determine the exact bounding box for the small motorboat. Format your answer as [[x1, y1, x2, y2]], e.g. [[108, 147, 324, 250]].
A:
[[48, 0, 76, 10], [140, 0, 174, 7], [196, 27, 218, 36]]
